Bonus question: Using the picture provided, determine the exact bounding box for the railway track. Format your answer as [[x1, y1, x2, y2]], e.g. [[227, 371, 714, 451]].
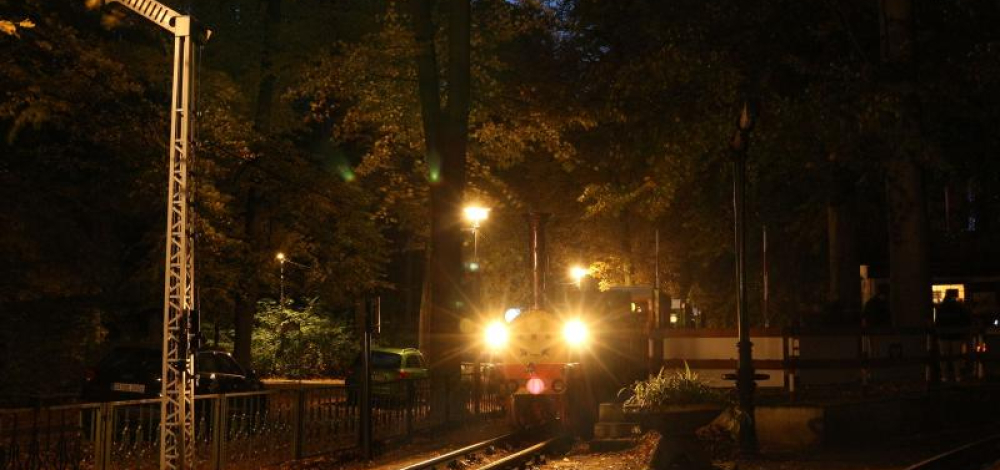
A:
[[905, 433, 1000, 470], [398, 432, 565, 470]]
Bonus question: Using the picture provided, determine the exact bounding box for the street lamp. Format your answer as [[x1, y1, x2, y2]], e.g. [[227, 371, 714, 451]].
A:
[[276, 252, 286, 307], [274, 252, 312, 307], [730, 101, 759, 455], [463, 205, 490, 260], [569, 265, 589, 288], [463, 205, 489, 415]]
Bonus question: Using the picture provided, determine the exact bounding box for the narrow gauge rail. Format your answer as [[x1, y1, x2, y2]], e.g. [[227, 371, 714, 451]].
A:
[[477, 437, 562, 470], [398, 435, 564, 470], [905, 434, 1000, 470], [397, 434, 513, 470]]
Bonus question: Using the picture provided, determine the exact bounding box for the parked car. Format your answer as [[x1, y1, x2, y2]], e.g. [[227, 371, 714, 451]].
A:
[[82, 347, 264, 402], [346, 347, 428, 402]]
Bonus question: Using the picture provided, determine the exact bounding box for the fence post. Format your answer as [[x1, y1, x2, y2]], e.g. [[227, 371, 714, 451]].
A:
[[927, 327, 942, 386], [210, 395, 228, 470], [94, 403, 113, 470], [405, 380, 414, 437], [860, 327, 870, 391], [975, 329, 986, 380], [293, 390, 306, 460], [473, 364, 482, 417]]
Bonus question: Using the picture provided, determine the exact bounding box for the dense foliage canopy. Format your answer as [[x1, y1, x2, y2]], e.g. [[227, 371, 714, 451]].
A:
[[2, 0, 999, 397]]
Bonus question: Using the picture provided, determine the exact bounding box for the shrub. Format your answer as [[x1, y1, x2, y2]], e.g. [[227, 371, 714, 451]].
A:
[[252, 298, 357, 378]]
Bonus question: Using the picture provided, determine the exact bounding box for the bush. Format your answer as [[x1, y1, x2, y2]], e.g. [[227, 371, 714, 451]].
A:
[[619, 363, 727, 410], [252, 298, 357, 378]]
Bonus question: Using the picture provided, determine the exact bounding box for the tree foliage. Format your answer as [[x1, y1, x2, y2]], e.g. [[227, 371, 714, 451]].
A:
[[251, 299, 356, 378], [3, 0, 1000, 398]]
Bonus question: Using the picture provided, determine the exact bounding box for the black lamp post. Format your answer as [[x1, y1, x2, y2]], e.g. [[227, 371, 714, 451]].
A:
[[731, 102, 759, 454]]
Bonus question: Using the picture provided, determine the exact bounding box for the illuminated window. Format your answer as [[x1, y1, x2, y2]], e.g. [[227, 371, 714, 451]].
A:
[[932, 284, 965, 303]]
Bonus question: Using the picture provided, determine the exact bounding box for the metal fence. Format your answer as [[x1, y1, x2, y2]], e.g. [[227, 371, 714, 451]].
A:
[[656, 326, 1000, 395], [0, 376, 507, 470]]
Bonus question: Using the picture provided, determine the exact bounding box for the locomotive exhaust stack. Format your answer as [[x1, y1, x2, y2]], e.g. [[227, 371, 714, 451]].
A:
[[527, 212, 551, 310]]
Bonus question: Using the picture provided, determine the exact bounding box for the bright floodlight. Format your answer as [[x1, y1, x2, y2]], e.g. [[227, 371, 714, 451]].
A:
[[504, 308, 522, 323], [463, 206, 490, 227], [563, 319, 588, 347], [569, 265, 589, 284], [484, 321, 509, 350]]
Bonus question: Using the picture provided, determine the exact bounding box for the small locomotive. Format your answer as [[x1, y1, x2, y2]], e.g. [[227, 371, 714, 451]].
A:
[[482, 213, 591, 428]]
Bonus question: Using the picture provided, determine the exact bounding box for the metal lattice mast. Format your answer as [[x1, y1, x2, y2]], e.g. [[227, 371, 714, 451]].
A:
[[163, 16, 196, 469], [102, 2, 209, 468]]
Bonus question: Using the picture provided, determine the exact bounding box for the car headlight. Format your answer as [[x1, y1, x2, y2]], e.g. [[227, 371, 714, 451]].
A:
[[484, 321, 509, 350], [563, 319, 588, 347]]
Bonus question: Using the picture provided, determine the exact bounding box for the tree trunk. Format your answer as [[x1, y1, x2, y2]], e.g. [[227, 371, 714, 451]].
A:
[[411, 0, 471, 422], [619, 215, 634, 285], [232, 0, 282, 366], [253, 0, 282, 133], [826, 154, 860, 322], [234, 187, 262, 366], [878, 0, 930, 327], [886, 156, 931, 327]]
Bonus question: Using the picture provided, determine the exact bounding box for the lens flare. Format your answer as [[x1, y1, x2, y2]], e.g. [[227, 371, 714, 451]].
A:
[[563, 319, 588, 347], [484, 321, 509, 350]]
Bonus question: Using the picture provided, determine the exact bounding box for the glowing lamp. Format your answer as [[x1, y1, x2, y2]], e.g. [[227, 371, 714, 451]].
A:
[[484, 321, 509, 350], [563, 319, 589, 347], [463, 206, 490, 227], [569, 265, 589, 285], [504, 308, 522, 323], [526, 377, 545, 395]]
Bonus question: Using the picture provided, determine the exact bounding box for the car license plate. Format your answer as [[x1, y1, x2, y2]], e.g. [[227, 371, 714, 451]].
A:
[[112, 382, 146, 393]]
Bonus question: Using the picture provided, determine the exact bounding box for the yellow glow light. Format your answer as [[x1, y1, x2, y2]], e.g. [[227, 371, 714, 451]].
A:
[[463, 206, 490, 226], [276, 252, 286, 262], [569, 265, 589, 283], [563, 319, 588, 347], [484, 321, 509, 350]]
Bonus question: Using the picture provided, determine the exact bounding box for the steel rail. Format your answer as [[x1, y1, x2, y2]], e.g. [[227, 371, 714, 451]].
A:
[[476, 437, 561, 470], [397, 433, 514, 470], [904, 433, 1000, 470]]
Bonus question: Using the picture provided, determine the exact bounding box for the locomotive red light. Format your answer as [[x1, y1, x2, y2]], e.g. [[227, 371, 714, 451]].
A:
[[526, 377, 545, 395]]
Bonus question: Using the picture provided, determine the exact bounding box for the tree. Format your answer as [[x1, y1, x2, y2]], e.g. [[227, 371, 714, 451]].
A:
[[406, 0, 470, 418]]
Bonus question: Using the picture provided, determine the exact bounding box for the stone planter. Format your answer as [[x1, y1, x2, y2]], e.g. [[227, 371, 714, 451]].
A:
[[624, 404, 722, 469]]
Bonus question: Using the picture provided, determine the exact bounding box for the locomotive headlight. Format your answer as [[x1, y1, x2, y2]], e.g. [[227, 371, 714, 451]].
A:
[[563, 319, 589, 347], [484, 321, 509, 350]]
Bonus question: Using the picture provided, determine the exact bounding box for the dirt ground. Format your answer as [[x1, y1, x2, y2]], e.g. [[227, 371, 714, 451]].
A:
[[277, 420, 999, 470], [542, 434, 659, 470], [277, 420, 515, 470]]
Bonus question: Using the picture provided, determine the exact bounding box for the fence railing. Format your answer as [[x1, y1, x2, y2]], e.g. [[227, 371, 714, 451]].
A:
[[1, 374, 506, 470], [655, 326, 1000, 392]]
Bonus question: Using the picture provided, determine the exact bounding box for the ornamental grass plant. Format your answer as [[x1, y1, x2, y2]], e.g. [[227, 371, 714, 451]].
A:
[[620, 362, 728, 411]]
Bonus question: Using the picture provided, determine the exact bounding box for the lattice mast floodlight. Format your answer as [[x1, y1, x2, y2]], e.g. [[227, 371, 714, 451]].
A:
[[101, 1, 210, 469]]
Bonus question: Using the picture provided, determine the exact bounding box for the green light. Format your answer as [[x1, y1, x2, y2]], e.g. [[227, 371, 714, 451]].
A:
[[337, 165, 356, 182], [427, 151, 441, 182]]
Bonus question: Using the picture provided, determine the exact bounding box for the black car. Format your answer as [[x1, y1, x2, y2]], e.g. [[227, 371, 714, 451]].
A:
[[82, 347, 263, 402]]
